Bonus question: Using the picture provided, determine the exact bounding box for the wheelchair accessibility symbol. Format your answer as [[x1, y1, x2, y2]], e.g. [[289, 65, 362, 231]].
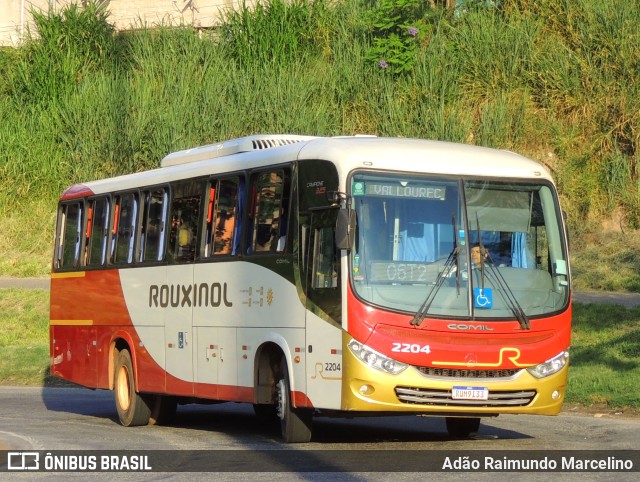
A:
[[473, 288, 493, 309]]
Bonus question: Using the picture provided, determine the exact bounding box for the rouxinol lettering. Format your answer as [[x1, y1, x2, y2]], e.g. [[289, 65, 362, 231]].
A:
[[149, 283, 233, 308]]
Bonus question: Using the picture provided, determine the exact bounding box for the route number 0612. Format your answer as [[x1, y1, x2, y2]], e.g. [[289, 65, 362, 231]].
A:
[[391, 343, 431, 354]]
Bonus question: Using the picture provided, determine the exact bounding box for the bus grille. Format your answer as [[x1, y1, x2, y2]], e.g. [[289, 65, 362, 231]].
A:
[[395, 387, 536, 407], [417, 367, 521, 379]]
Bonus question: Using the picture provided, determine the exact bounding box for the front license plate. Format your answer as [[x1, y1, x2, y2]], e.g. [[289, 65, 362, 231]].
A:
[[452, 386, 489, 400]]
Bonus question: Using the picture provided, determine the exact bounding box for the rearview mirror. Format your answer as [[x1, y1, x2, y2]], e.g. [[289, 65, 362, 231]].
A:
[[335, 209, 356, 250]]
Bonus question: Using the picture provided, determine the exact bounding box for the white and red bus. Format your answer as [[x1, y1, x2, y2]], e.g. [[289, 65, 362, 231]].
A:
[[50, 135, 571, 442]]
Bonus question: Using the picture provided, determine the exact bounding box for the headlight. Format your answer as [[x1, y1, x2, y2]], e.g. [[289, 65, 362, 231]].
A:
[[526, 350, 569, 379], [348, 339, 408, 375]]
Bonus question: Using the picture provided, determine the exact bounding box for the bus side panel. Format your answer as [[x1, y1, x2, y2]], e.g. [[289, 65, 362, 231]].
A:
[[121, 261, 307, 401], [50, 324, 97, 388], [130, 326, 166, 393], [116, 265, 169, 393], [193, 379, 254, 403], [49, 270, 169, 392], [304, 314, 343, 410], [50, 270, 129, 389]]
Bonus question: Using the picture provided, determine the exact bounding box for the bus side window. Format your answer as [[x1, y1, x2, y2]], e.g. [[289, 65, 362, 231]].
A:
[[86, 197, 110, 266], [215, 178, 240, 256], [140, 189, 167, 263], [167, 181, 202, 263], [248, 169, 288, 254], [312, 226, 337, 289], [55, 202, 83, 269], [203, 181, 217, 257], [112, 192, 139, 264]]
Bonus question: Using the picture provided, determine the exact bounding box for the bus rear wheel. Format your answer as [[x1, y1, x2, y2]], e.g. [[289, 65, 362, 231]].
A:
[[114, 349, 151, 427], [276, 361, 312, 443], [445, 417, 480, 438]]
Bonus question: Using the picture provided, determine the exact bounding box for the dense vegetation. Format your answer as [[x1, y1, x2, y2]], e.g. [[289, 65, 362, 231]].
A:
[[0, 0, 639, 290]]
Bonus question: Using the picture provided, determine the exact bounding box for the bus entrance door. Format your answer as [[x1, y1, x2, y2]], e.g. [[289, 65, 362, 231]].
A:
[[303, 212, 343, 410]]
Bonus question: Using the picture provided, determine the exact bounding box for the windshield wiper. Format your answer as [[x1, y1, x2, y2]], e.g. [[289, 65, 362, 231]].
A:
[[476, 217, 530, 330], [411, 215, 461, 327], [410, 246, 461, 326], [482, 266, 530, 330]]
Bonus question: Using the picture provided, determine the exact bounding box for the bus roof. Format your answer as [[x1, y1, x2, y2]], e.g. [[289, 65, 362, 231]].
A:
[[59, 135, 553, 200], [298, 137, 551, 184]]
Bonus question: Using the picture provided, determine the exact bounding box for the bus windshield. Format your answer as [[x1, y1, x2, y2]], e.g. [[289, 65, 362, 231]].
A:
[[350, 172, 569, 321]]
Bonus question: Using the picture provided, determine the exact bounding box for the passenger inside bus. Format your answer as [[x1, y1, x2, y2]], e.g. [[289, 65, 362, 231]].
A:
[[178, 219, 193, 254]]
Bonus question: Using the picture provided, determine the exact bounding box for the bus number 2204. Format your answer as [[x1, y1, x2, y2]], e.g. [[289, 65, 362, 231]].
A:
[[391, 343, 431, 354]]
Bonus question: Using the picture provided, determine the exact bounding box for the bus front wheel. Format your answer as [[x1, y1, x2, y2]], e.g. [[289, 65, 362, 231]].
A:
[[445, 417, 480, 438], [114, 349, 151, 427], [276, 361, 312, 443]]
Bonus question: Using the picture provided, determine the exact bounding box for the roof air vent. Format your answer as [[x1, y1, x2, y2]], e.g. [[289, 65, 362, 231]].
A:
[[161, 134, 317, 167]]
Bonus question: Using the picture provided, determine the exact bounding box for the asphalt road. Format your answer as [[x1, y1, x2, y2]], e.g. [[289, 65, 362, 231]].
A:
[[0, 387, 639, 480], [0, 277, 50, 290]]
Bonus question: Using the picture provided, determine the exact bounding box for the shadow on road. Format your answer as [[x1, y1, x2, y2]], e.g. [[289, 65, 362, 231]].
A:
[[40, 386, 530, 445]]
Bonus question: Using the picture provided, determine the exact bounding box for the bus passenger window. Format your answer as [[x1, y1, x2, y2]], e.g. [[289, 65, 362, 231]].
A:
[[214, 178, 240, 255], [86, 197, 110, 266], [56, 202, 83, 269], [203, 178, 240, 257], [113, 192, 138, 264], [168, 181, 201, 263], [141, 189, 167, 263], [249, 170, 288, 254]]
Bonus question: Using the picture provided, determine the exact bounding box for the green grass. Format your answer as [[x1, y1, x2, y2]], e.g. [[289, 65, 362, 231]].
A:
[[570, 230, 640, 292], [1, 289, 638, 411], [568, 303, 640, 408], [0, 289, 52, 385]]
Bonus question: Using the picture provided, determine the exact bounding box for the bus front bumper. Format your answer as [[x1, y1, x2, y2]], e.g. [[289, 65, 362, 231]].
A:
[[341, 337, 568, 416]]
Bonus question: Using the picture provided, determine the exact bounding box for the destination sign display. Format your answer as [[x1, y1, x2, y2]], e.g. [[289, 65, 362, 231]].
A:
[[369, 261, 440, 283], [353, 181, 446, 200]]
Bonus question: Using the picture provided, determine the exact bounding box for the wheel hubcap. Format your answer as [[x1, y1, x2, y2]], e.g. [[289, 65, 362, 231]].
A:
[[116, 366, 131, 411]]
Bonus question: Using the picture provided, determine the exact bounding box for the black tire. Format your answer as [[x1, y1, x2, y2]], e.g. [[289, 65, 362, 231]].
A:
[[276, 360, 312, 443], [114, 349, 151, 427], [144, 394, 178, 426], [445, 417, 481, 438]]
